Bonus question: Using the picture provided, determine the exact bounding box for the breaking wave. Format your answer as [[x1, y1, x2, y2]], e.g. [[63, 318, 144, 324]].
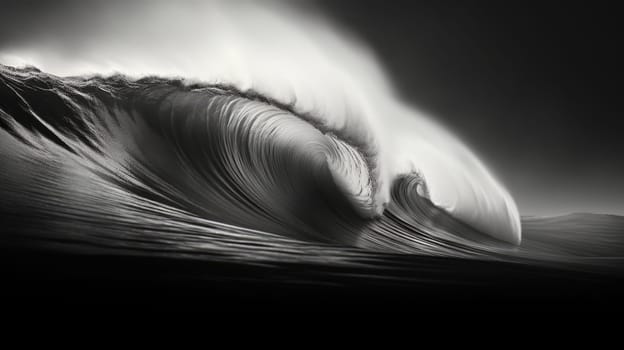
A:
[[0, 1, 538, 268], [0, 64, 517, 259]]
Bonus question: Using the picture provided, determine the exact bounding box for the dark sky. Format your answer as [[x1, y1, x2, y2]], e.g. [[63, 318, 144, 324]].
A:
[[0, 0, 622, 215], [317, 0, 623, 215]]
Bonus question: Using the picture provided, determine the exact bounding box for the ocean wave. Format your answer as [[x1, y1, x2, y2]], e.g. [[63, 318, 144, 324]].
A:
[[0, 65, 517, 259]]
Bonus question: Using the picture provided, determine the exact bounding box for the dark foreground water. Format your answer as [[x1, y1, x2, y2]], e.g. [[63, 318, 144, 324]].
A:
[[2, 214, 624, 312]]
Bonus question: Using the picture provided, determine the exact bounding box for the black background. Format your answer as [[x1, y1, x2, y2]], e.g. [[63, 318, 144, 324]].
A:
[[317, 0, 623, 215]]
